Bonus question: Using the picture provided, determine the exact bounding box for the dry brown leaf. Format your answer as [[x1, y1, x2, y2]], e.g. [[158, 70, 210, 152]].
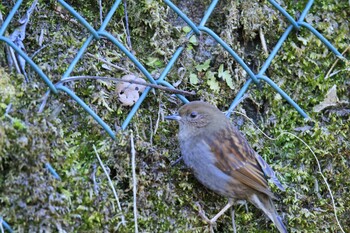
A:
[[116, 74, 147, 106], [313, 85, 339, 112]]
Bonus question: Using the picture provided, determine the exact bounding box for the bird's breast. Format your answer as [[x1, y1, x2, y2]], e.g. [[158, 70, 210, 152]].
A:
[[180, 140, 236, 198]]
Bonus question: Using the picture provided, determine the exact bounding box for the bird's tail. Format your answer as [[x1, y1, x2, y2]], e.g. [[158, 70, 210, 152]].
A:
[[249, 193, 287, 233]]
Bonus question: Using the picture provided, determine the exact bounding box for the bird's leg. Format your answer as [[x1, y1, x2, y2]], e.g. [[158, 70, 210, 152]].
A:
[[210, 199, 234, 223], [195, 200, 235, 232], [195, 202, 215, 233], [231, 206, 237, 233], [236, 200, 248, 213], [195, 202, 212, 223]]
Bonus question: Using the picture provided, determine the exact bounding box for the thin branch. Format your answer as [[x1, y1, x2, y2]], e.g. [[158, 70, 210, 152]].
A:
[[98, 0, 103, 25], [93, 145, 126, 226], [86, 52, 130, 73], [38, 90, 51, 113], [130, 131, 139, 233], [149, 115, 153, 146], [325, 45, 349, 79], [8, 46, 21, 74], [57, 75, 196, 96], [91, 163, 99, 194], [259, 27, 268, 55], [123, 0, 132, 50], [327, 68, 350, 79], [31, 43, 50, 59], [153, 99, 162, 136]]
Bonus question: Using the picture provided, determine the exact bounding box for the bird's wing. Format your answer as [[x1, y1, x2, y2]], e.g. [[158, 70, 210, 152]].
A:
[[255, 153, 285, 191], [204, 125, 276, 198]]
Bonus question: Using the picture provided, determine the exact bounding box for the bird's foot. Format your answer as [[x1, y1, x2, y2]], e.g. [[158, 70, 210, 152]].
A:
[[195, 202, 216, 233], [195, 200, 237, 233]]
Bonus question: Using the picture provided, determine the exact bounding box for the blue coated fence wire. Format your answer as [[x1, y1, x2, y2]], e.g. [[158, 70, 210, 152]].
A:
[[45, 163, 61, 180], [121, 0, 220, 130], [0, 217, 13, 233], [0, 0, 22, 36], [0, 0, 345, 231], [60, 0, 122, 79], [268, 0, 343, 59]]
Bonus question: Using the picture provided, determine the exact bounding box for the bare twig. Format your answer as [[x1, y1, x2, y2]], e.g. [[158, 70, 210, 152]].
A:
[[259, 27, 268, 55], [57, 75, 196, 96], [123, 0, 132, 50], [153, 99, 162, 136], [93, 145, 126, 226], [170, 156, 183, 167], [231, 206, 237, 233], [7, 46, 21, 74], [5, 103, 12, 115], [7, 0, 39, 82], [149, 115, 153, 146], [130, 131, 139, 233], [325, 45, 349, 79], [31, 43, 50, 59], [91, 163, 99, 195], [327, 68, 350, 79], [39, 73, 193, 113], [38, 90, 51, 113], [86, 52, 130, 73], [98, 0, 103, 25], [224, 94, 248, 117]]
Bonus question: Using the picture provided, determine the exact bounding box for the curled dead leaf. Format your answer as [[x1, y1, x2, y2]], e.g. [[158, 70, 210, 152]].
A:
[[116, 74, 147, 106]]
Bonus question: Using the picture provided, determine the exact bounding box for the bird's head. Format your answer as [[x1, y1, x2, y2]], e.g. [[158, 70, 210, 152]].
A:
[[165, 101, 228, 137]]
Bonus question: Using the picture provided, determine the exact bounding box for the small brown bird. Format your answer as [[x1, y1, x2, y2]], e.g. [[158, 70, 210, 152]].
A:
[[165, 101, 287, 233]]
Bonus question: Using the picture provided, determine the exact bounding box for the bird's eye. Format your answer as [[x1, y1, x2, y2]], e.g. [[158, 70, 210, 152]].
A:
[[190, 111, 198, 118]]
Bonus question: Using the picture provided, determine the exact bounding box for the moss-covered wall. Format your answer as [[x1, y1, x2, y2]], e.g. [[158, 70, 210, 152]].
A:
[[0, 0, 349, 232]]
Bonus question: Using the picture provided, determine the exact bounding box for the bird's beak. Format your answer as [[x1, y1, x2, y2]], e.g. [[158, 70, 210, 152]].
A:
[[165, 114, 181, 121]]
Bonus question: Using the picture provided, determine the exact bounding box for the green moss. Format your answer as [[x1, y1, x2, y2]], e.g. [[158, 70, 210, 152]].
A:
[[1, 0, 349, 232]]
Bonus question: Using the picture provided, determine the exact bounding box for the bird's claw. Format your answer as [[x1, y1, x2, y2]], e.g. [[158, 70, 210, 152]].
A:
[[195, 202, 217, 232]]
